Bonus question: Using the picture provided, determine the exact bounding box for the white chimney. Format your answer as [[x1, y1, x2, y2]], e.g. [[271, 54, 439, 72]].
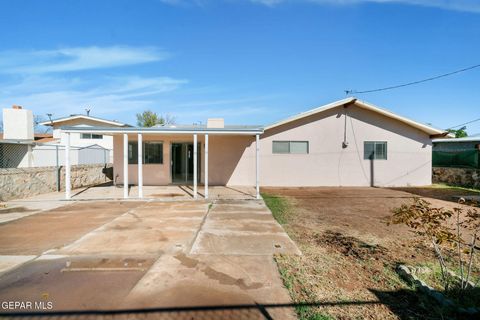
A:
[[2, 105, 34, 140], [207, 118, 224, 129]]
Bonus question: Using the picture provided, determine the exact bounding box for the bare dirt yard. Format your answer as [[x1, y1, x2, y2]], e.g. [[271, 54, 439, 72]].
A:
[[261, 186, 480, 320]]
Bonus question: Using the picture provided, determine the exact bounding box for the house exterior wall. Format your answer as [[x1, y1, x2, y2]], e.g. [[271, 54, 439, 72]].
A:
[[113, 134, 204, 186], [255, 105, 432, 187], [113, 134, 257, 186], [112, 105, 433, 187], [52, 118, 118, 162]]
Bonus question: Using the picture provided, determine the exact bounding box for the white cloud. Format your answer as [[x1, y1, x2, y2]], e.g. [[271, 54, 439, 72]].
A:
[[250, 0, 480, 13], [0, 44, 275, 124], [0, 75, 187, 118], [157, 0, 480, 13], [0, 45, 182, 121], [0, 46, 168, 74]]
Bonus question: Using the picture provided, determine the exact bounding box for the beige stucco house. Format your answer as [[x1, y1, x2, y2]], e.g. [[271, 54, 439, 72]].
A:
[[61, 98, 448, 200], [40, 114, 129, 163]]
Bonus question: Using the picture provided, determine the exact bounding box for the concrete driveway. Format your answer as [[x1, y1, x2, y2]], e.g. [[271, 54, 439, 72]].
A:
[[0, 199, 299, 318]]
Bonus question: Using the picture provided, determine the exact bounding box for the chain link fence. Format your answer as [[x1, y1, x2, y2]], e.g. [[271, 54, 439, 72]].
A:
[[0, 143, 110, 169]]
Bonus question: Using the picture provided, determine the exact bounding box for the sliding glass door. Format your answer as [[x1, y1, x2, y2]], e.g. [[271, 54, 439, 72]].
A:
[[171, 142, 200, 184]]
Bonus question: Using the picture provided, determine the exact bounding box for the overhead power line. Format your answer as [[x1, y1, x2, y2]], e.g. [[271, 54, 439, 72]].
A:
[[345, 63, 480, 95], [446, 117, 480, 130]]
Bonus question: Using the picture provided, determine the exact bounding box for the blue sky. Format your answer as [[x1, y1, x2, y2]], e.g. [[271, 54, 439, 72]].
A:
[[0, 0, 479, 134]]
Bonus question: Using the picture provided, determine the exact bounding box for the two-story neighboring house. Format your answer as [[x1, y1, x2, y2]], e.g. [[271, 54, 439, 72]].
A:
[[40, 114, 130, 162]]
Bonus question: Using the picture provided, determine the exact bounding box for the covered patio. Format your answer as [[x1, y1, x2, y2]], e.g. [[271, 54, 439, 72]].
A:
[[61, 123, 263, 201]]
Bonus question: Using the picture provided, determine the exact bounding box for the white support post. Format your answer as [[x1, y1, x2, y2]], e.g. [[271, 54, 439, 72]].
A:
[[65, 132, 71, 199], [123, 133, 129, 199], [138, 133, 143, 199], [205, 134, 209, 199], [193, 134, 198, 199], [256, 134, 260, 199]]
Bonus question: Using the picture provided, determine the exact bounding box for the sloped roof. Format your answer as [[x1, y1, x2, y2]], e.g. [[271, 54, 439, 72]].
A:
[[153, 124, 263, 130], [60, 125, 263, 135], [265, 97, 447, 136], [0, 132, 56, 143], [40, 114, 129, 127]]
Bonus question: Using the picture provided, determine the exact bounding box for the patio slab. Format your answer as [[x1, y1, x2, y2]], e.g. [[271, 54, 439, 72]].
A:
[[191, 200, 301, 255], [0, 197, 298, 318], [55, 201, 210, 256], [0, 201, 142, 255]]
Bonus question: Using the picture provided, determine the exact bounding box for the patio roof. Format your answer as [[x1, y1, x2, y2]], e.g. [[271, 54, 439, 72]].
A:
[[61, 124, 264, 135]]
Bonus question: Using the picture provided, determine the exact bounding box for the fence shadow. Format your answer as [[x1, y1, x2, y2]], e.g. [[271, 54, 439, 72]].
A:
[[0, 300, 380, 320], [2, 289, 479, 319]]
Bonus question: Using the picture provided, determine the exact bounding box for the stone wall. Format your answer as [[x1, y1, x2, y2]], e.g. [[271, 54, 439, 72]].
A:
[[432, 167, 480, 189], [0, 164, 112, 201]]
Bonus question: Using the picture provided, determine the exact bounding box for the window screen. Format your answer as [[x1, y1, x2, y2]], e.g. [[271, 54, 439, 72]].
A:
[[364, 141, 387, 160], [272, 141, 309, 154]]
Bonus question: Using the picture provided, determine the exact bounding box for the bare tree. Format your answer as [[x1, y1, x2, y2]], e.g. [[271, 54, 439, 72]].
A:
[[34, 115, 52, 134]]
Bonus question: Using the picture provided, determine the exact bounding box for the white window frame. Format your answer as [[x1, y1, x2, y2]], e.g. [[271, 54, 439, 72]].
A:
[[81, 133, 103, 140], [364, 141, 388, 160]]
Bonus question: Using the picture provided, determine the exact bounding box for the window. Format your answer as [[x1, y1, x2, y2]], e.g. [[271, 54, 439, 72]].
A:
[[128, 142, 138, 164], [144, 142, 163, 164], [272, 141, 290, 154], [81, 133, 103, 139], [272, 141, 309, 154], [364, 141, 387, 160], [128, 141, 163, 164]]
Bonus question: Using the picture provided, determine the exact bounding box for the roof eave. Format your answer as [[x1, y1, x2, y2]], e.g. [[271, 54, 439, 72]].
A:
[[354, 100, 446, 136], [39, 115, 127, 127], [265, 98, 446, 137], [60, 126, 264, 135]]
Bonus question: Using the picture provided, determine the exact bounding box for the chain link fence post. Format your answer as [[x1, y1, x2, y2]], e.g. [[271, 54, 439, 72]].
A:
[[55, 145, 60, 192]]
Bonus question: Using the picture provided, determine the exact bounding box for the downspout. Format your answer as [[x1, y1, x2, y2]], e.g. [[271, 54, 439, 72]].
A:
[[342, 100, 356, 148]]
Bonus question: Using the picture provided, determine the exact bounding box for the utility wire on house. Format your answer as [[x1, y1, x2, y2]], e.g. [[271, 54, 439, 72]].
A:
[[345, 63, 480, 95], [446, 117, 480, 130]]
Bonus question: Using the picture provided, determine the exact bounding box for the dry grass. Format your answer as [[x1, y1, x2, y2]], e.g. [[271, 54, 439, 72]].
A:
[[262, 187, 478, 319]]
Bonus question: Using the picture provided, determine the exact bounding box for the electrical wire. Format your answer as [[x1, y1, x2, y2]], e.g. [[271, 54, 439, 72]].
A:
[[446, 117, 480, 130], [346, 63, 480, 94]]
